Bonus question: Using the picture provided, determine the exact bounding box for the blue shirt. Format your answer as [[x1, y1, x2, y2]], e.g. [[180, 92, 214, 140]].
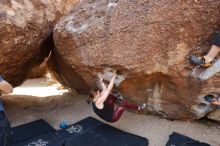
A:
[[0, 75, 4, 112], [0, 75, 3, 82], [0, 101, 4, 112]]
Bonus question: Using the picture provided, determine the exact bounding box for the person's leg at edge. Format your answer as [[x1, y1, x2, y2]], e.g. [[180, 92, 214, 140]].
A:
[[204, 31, 220, 63], [190, 31, 220, 66], [0, 97, 12, 146], [0, 111, 12, 146], [203, 45, 220, 63], [111, 100, 140, 122]]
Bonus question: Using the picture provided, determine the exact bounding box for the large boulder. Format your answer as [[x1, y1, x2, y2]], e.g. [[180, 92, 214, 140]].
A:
[[52, 0, 220, 120], [207, 110, 220, 122], [0, 0, 77, 86]]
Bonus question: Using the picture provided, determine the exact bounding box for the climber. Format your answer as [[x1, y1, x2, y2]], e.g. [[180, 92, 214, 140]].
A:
[[190, 31, 220, 67], [87, 70, 147, 123], [0, 75, 13, 146], [204, 93, 220, 108]]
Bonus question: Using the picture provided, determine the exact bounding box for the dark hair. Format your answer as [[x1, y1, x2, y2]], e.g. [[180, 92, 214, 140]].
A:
[[87, 88, 99, 104]]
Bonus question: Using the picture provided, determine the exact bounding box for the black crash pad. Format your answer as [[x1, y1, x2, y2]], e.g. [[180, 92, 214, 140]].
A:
[[57, 117, 149, 146], [12, 119, 61, 146], [14, 132, 61, 146], [166, 132, 211, 146]]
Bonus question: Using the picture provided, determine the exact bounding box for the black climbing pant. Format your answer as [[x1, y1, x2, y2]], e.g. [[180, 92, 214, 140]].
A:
[[213, 31, 220, 47], [0, 112, 12, 146]]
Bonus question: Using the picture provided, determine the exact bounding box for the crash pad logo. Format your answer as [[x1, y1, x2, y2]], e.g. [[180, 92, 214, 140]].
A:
[[66, 125, 84, 134], [27, 139, 49, 146]]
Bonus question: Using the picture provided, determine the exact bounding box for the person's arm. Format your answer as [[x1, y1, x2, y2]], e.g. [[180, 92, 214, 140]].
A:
[[0, 77, 13, 94], [95, 71, 117, 108], [98, 74, 107, 91]]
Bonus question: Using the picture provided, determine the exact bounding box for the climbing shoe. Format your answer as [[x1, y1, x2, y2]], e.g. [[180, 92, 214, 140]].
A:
[[138, 103, 147, 110], [190, 55, 213, 67], [204, 94, 220, 108]]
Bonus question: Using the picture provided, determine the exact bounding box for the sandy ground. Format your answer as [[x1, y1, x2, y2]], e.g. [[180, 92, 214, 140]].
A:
[[1, 78, 220, 146]]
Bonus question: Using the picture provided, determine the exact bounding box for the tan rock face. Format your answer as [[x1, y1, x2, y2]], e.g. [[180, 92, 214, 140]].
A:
[[52, 0, 220, 120], [208, 110, 220, 122], [0, 0, 77, 86], [28, 58, 48, 78]]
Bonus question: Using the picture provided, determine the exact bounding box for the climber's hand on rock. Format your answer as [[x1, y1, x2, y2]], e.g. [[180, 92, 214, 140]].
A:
[[97, 73, 104, 82]]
